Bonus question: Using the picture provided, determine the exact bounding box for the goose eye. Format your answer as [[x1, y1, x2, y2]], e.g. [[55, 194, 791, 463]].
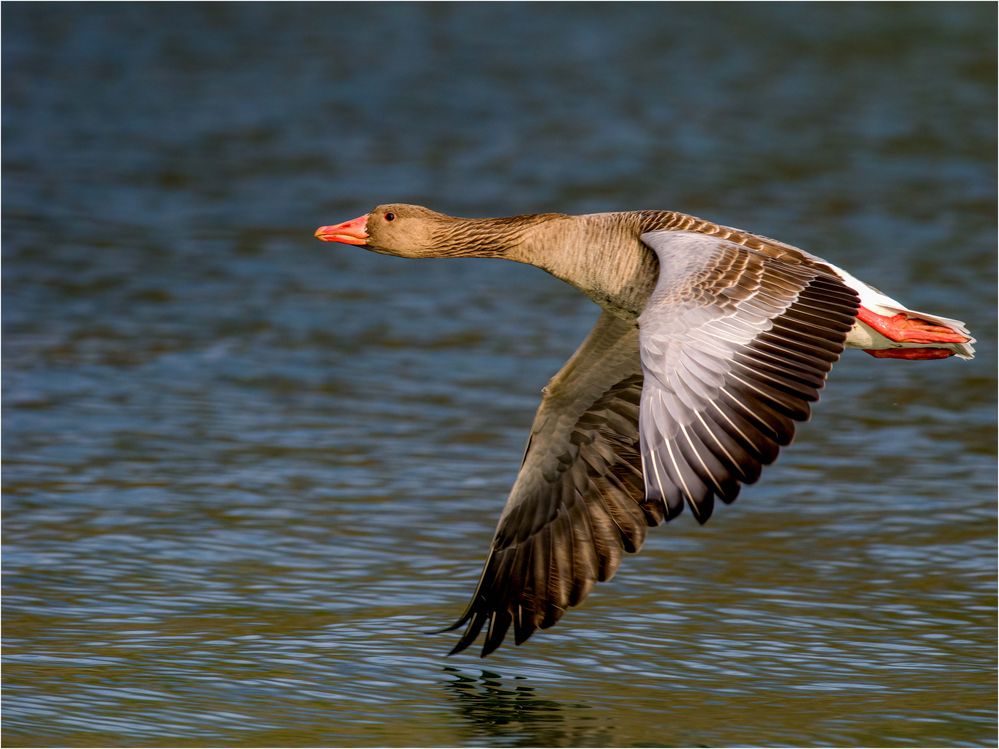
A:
[[384, 212, 395, 222]]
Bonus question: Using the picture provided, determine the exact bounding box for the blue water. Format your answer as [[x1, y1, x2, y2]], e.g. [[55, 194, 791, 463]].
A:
[[3, 4, 996, 746]]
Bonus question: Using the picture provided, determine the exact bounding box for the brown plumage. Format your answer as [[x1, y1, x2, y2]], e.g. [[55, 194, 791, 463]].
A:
[[314, 204, 974, 656]]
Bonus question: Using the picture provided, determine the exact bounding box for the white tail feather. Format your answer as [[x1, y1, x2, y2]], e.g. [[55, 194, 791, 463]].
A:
[[821, 261, 975, 360]]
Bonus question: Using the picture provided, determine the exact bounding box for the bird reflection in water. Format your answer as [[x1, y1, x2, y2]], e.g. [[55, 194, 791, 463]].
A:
[[441, 666, 608, 746]]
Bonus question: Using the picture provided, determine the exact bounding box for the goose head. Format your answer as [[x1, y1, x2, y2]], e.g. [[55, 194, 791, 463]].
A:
[[315, 203, 453, 258]]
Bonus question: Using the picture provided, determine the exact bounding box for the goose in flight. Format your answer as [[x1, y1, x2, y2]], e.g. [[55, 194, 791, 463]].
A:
[[315, 204, 974, 656]]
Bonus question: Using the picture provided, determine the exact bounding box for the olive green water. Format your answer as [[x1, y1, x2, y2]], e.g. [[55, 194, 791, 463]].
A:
[[3, 3, 996, 746]]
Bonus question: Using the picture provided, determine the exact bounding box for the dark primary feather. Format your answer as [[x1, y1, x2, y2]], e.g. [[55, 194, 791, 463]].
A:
[[443, 315, 655, 657], [446, 376, 653, 655]]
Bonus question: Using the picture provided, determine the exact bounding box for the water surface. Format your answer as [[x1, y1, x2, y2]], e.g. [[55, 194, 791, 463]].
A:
[[3, 4, 996, 746]]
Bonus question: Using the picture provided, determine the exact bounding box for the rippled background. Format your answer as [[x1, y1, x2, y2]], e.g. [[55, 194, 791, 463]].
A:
[[3, 4, 996, 746]]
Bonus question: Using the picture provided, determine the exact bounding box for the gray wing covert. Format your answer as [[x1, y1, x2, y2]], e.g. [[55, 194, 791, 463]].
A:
[[637, 231, 860, 524]]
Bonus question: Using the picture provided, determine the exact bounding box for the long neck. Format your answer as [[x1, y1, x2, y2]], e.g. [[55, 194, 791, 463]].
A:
[[509, 211, 681, 319], [430, 210, 689, 319], [429, 213, 565, 259]]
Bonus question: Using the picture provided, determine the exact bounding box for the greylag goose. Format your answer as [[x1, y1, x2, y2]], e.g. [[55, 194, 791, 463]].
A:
[[315, 205, 974, 656]]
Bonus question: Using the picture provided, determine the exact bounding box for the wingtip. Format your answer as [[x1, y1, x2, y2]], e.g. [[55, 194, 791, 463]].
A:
[[432, 615, 470, 636], [447, 640, 471, 657], [445, 629, 476, 657], [444, 610, 490, 656]]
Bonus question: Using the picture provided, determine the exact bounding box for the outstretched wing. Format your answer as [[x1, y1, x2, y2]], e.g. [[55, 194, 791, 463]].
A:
[[444, 312, 662, 656], [637, 231, 860, 524], [445, 231, 860, 658]]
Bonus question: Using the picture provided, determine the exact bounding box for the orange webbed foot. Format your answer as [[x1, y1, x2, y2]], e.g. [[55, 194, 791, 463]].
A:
[[857, 307, 970, 345]]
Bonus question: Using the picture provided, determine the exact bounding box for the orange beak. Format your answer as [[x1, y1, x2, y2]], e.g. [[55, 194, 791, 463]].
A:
[[315, 214, 369, 245]]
